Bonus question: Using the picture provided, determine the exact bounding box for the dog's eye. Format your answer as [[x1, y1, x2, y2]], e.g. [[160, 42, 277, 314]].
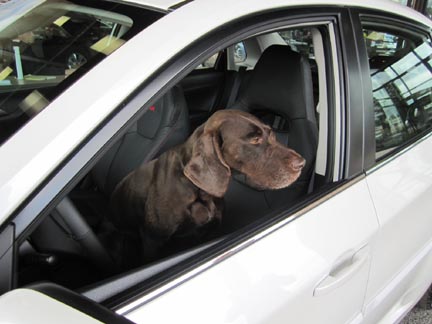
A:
[[249, 135, 263, 145], [247, 129, 263, 144]]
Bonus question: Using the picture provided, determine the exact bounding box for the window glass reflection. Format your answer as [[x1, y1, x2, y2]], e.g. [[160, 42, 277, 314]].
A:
[[392, 52, 418, 74], [364, 28, 432, 158], [426, 0, 432, 19], [415, 42, 432, 59], [390, 0, 408, 5]]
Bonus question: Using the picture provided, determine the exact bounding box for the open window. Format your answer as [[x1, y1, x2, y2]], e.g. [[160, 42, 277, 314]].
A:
[[12, 18, 341, 310]]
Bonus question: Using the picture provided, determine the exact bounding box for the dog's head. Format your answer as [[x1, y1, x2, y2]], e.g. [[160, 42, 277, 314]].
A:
[[184, 110, 305, 198]]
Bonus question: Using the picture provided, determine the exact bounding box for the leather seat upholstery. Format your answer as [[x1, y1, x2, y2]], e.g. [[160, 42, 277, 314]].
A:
[[29, 86, 190, 278], [223, 45, 318, 231], [92, 85, 189, 196]]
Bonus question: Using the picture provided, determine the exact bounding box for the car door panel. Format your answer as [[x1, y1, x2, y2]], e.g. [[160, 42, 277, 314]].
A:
[[120, 179, 379, 324], [363, 136, 432, 323], [363, 239, 432, 324], [313, 243, 370, 297]]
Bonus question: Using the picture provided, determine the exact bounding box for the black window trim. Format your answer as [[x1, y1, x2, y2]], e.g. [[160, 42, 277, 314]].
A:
[[6, 6, 352, 311]]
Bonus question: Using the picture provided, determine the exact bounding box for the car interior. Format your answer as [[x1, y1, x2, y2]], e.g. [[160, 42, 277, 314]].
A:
[[13, 25, 335, 304]]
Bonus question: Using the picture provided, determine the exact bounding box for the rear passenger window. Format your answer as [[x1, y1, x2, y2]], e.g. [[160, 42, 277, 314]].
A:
[[362, 26, 432, 158]]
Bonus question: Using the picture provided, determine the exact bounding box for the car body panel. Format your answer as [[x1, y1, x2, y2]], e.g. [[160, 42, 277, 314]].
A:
[[0, 289, 103, 324], [363, 134, 432, 323], [121, 179, 379, 324]]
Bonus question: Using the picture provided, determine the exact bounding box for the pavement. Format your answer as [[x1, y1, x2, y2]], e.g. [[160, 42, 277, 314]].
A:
[[401, 308, 432, 324]]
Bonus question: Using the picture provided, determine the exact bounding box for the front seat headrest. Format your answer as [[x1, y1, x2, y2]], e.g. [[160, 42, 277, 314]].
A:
[[235, 44, 316, 124]]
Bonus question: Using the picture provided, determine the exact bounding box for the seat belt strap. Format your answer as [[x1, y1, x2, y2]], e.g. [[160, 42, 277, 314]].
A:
[[226, 66, 246, 107]]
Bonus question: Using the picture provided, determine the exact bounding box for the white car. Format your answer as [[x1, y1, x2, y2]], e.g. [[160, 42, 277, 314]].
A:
[[0, 0, 431, 323]]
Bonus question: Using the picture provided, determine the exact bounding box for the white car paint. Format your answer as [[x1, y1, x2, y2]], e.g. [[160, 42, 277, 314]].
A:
[[121, 180, 379, 324], [0, 289, 102, 324], [363, 134, 432, 323]]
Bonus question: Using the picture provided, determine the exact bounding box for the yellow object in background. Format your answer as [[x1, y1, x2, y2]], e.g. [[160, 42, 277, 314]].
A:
[[0, 66, 13, 81], [53, 16, 70, 27], [366, 31, 385, 41], [90, 36, 125, 56]]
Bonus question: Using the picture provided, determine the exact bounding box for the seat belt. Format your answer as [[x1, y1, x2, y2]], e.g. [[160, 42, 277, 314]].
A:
[[307, 169, 315, 194], [226, 66, 246, 108]]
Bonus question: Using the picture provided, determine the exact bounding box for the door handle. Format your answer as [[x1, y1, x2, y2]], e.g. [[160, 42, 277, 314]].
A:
[[313, 245, 370, 297]]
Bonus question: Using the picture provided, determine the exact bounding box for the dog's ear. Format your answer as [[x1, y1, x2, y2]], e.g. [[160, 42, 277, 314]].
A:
[[184, 129, 231, 198]]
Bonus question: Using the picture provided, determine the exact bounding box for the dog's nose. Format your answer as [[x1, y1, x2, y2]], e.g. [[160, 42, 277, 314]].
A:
[[290, 157, 306, 171]]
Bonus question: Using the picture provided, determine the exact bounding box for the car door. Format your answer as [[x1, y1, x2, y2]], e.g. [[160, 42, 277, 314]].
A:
[[350, 11, 432, 323], [114, 9, 380, 324], [119, 180, 378, 324]]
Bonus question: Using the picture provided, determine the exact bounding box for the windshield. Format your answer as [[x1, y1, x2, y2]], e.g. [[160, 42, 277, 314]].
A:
[[0, 0, 162, 145]]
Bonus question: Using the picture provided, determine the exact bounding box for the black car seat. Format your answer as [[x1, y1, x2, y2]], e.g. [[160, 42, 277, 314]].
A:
[[87, 85, 190, 259], [28, 86, 190, 280], [92, 85, 189, 196], [222, 45, 318, 232]]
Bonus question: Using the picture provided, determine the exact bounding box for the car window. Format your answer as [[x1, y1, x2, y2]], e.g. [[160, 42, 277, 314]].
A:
[[195, 52, 220, 69], [234, 41, 247, 63], [14, 22, 336, 301], [0, 0, 162, 146], [391, 0, 409, 5], [227, 41, 247, 70], [279, 29, 314, 59], [362, 26, 432, 159], [425, 0, 432, 19]]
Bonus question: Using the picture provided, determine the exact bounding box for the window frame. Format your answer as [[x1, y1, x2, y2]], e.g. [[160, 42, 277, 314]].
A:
[[3, 7, 352, 310], [351, 9, 432, 172]]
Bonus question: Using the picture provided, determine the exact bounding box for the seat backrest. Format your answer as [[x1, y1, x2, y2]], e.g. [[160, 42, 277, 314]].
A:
[[223, 45, 318, 231], [92, 86, 189, 196]]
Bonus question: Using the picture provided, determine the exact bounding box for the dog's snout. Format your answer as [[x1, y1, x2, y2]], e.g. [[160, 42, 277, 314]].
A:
[[289, 157, 306, 171]]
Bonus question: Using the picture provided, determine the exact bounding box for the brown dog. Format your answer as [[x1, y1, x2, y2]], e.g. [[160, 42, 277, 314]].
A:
[[110, 110, 305, 257]]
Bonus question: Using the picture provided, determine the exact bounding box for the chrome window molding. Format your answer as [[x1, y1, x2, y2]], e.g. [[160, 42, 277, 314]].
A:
[[366, 129, 432, 175]]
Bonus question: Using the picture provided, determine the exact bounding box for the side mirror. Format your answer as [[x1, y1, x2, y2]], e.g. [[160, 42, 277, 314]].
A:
[[0, 283, 133, 324]]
